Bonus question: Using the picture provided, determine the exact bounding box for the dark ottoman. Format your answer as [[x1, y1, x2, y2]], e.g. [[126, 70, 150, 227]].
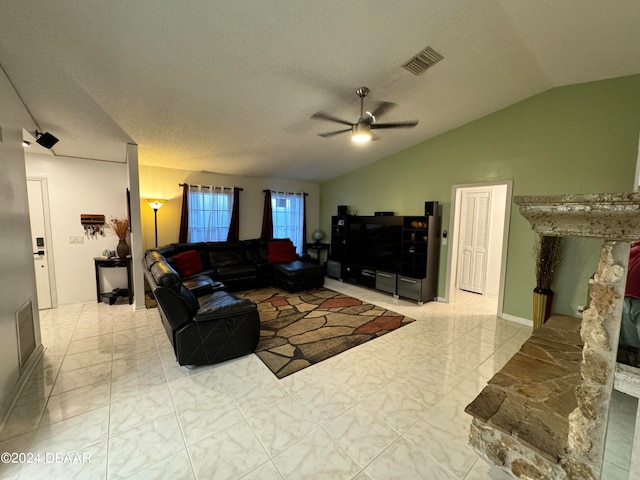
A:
[[273, 260, 325, 292]]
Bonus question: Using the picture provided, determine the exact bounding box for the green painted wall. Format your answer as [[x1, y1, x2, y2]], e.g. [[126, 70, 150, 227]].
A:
[[320, 74, 640, 320]]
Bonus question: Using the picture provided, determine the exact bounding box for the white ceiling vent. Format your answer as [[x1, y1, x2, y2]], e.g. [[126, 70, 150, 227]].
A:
[[402, 46, 444, 76]]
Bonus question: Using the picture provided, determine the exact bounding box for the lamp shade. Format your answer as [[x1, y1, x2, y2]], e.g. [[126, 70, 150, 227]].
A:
[[146, 199, 167, 210]]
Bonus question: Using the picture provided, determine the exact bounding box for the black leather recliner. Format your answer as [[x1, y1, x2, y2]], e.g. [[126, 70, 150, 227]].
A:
[[153, 284, 260, 366]]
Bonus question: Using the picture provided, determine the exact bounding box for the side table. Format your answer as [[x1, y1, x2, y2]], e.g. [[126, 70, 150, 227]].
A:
[[94, 256, 134, 304], [306, 242, 330, 265]]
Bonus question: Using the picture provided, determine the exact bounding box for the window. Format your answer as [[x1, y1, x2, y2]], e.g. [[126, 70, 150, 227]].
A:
[[272, 192, 303, 254], [188, 186, 233, 242]]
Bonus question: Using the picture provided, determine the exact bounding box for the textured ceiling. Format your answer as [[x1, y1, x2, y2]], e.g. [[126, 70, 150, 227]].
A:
[[1, 1, 639, 182]]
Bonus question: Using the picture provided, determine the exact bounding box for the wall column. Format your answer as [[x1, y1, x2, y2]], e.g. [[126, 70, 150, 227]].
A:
[[126, 143, 145, 311]]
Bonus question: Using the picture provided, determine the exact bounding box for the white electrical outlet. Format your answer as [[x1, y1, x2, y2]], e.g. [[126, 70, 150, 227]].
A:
[[577, 305, 585, 316], [69, 235, 84, 244]]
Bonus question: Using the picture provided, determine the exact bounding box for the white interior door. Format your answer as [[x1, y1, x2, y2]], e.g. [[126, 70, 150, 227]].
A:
[[457, 190, 491, 294], [27, 179, 52, 309]]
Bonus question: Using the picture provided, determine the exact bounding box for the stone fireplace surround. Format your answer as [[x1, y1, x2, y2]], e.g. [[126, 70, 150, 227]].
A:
[[465, 193, 640, 479]]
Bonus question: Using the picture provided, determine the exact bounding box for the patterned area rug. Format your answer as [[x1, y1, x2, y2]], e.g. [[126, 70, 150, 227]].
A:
[[236, 287, 415, 378]]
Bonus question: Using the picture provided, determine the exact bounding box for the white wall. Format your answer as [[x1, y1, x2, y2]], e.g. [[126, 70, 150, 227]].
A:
[[139, 165, 321, 251], [0, 67, 41, 420], [25, 154, 129, 304]]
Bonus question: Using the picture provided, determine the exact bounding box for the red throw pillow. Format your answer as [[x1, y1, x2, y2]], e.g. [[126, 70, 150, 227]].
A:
[[173, 250, 204, 277], [268, 241, 296, 263]]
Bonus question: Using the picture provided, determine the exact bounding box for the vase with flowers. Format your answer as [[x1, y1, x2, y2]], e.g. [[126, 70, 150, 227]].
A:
[[532, 234, 562, 330], [110, 217, 130, 258]]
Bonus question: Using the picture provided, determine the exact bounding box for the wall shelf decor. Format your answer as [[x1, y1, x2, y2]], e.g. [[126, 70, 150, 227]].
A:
[[80, 214, 105, 238]]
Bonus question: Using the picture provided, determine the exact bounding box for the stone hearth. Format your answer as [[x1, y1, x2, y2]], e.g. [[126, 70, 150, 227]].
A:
[[465, 193, 640, 479], [465, 315, 583, 475]]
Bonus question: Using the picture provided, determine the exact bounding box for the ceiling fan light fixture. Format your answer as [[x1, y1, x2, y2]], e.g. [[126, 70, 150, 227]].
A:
[[352, 133, 372, 143], [351, 123, 372, 143], [313, 86, 417, 142]]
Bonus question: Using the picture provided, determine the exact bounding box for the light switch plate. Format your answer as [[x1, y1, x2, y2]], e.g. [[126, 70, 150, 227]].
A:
[[69, 235, 84, 244]]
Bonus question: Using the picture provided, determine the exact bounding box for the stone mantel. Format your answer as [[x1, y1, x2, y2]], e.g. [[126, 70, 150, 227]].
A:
[[466, 192, 640, 480], [515, 192, 640, 240]]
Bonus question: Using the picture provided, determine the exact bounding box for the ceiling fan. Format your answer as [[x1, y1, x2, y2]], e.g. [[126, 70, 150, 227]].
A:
[[311, 87, 418, 143]]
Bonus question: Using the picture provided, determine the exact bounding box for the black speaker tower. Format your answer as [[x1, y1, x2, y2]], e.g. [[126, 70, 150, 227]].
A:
[[425, 201, 438, 216]]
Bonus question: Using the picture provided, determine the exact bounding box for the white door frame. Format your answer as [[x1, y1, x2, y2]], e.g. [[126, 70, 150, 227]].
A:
[[27, 177, 57, 309], [635, 132, 640, 192], [444, 180, 513, 317]]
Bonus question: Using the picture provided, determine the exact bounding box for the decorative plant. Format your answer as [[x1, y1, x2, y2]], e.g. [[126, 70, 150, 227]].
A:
[[534, 234, 562, 292], [109, 217, 130, 241]]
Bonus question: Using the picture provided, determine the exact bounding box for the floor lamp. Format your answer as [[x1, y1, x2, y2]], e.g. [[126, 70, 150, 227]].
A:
[[146, 199, 167, 247]]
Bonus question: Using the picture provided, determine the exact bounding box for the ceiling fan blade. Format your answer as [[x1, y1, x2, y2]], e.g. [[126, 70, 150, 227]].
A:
[[370, 120, 419, 130], [318, 128, 352, 138], [369, 102, 396, 119], [310, 112, 354, 127]]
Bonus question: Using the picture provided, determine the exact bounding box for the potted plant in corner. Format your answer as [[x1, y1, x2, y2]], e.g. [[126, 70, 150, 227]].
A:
[[532, 234, 562, 330], [110, 216, 130, 258]]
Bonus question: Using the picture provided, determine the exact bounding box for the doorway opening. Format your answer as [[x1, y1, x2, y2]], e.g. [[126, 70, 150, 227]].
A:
[[26, 177, 57, 310], [444, 180, 513, 317]]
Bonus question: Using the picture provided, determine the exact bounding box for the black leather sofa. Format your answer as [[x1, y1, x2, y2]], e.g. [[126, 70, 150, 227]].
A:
[[142, 238, 324, 366], [143, 238, 324, 295]]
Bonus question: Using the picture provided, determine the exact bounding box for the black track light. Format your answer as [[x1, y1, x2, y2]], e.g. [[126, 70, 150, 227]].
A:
[[35, 130, 59, 149]]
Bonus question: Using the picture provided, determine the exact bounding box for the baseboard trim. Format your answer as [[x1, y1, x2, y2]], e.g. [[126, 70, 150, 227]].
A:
[[500, 312, 533, 327]]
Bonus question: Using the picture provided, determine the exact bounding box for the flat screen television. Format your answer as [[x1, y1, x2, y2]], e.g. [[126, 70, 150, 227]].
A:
[[347, 216, 402, 272]]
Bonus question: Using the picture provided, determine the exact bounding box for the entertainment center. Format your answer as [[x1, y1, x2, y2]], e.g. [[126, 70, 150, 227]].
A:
[[327, 204, 440, 304]]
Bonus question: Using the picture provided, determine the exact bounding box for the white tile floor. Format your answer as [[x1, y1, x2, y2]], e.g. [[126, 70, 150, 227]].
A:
[[604, 390, 637, 479], [0, 279, 632, 479]]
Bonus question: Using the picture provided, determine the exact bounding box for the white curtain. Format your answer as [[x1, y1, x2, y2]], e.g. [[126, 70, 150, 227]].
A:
[[188, 185, 234, 242], [271, 192, 303, 254]]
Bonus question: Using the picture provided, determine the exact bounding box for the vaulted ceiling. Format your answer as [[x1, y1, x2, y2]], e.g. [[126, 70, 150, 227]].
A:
[[1, 1, 639, 182]]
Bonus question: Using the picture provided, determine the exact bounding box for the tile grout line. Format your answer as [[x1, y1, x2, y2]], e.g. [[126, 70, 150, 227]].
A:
[[105, 304, 116, 480], [151, 313, 199, 480]]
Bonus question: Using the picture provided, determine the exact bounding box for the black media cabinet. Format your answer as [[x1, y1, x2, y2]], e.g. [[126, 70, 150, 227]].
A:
[[328, 212, 440, 304]]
